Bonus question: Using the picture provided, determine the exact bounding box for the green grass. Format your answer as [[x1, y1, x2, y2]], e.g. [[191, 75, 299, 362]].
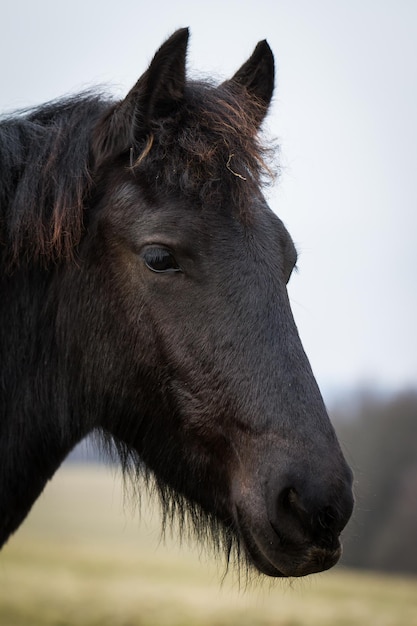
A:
[[1, 465, 416, 626]]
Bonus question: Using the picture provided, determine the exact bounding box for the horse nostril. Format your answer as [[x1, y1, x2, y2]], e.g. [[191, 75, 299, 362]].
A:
[[276, 483, 352, 544], [279, 487, 311, 534], [282, 488, 306, 518]]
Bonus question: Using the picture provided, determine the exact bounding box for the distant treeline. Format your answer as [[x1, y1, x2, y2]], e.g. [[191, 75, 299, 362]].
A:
[[332, 389, 417, 576]]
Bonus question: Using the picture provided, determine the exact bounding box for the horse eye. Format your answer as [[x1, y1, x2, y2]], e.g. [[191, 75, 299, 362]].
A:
[[142, 247, 181, 273]]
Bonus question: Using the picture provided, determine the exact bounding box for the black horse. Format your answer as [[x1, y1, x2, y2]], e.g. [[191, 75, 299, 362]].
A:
[[0, 28, 353, 577]]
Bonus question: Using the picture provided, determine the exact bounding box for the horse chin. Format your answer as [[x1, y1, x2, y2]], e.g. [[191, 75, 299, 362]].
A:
[[235, 507, 342, 578], [246, 539, 342, 578]]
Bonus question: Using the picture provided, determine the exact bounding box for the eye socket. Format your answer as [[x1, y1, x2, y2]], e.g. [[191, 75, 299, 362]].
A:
[[142, 247, 181, 273]]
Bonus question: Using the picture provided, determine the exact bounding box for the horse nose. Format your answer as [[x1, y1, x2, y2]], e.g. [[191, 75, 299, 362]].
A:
[[272, 471, 354, 548]]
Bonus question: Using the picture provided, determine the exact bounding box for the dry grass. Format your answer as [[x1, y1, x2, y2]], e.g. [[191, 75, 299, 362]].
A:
[[1, 465, 416, 626]]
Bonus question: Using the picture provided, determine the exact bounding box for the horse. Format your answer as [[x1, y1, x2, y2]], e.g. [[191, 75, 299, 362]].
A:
[[0, 28, 353, 578]]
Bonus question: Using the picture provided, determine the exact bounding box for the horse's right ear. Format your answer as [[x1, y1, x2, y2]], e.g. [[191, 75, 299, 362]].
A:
[[92, 28, 189, 167]]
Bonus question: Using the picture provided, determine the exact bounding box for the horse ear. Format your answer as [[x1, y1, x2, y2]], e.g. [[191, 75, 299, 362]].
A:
[[131, 27, 189, 132], [92, 28, 189, 167], [228, 40, 275, 126]]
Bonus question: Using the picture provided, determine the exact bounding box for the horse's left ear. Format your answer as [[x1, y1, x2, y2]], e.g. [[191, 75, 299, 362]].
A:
[[92, 28, 189, 167], [131, 27, 189, 133], [228, 40, 275, 126]]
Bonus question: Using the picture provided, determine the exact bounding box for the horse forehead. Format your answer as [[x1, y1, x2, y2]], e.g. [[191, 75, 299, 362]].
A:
[[110, 181, 140, 209], [107, 179, 282, 247]]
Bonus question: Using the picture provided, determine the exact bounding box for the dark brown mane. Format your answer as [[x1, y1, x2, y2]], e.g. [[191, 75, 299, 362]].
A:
[[0, 93, 109, 268], [130, 80, 277, 212]]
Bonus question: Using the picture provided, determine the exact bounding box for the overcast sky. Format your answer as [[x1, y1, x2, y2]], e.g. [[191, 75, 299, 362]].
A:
[[2, 1, 416, 399]]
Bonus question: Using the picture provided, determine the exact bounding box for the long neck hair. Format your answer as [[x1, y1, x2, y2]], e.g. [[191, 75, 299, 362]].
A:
[[0, 93, 108, 267]]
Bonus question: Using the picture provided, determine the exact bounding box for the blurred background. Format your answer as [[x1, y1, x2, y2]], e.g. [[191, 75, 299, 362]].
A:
[[1, 1, 416, 624]]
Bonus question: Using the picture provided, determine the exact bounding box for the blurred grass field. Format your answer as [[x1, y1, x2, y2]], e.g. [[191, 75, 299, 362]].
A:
[[1, 465, 416, 626]]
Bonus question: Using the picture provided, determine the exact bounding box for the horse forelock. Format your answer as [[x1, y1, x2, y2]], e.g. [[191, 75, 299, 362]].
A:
[[130, 80, 278, 216]]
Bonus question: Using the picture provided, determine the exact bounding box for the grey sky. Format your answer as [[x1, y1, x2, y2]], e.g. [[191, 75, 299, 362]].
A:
[[2, 0, 416, 397]]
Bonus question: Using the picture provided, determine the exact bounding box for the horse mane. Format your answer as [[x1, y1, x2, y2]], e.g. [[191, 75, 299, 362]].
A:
[[0, 81, 276, 269], [0, 92, 109, 267]]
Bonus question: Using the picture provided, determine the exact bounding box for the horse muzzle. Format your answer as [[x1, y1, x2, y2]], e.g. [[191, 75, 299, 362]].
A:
[[232, 462, 354, 577], [234, 504, 342, 577]]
